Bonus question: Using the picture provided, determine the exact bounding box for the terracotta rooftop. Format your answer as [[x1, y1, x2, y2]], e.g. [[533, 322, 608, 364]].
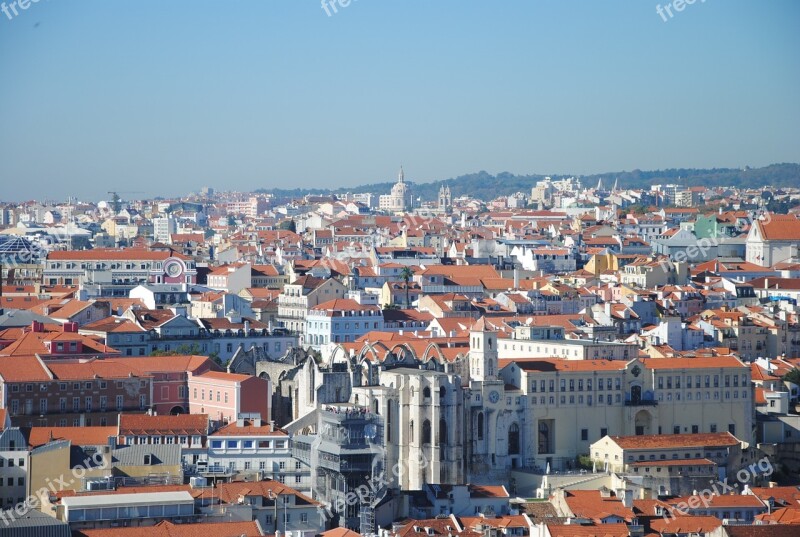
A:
[[48, 248, 189, 261], [73, 520, 264, 537], [26, 426, 117, 448], [649, 515, 721, 534], [755, 214, 800, 241], [545, 523, 629, 537], [211, 419, 287, 437], [562, 490, 635, 523], [608, 431, 740, 450], [118, 414, 209, 436]]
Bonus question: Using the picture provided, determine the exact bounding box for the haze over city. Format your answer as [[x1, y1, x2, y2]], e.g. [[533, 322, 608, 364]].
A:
[[1, 0, 799, 200]]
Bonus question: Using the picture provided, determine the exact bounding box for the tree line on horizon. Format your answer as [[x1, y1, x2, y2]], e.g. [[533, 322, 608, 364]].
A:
[[256, 163, 800, 203]]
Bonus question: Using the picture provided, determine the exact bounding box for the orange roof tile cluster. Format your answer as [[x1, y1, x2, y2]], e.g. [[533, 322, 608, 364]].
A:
[[27, 426, 117, 448], [640, 356, 746, 370], [501, 358, 628, 373], [669, 493, 766, 511], [211, 419, 287, 437], [756, 214, 800, 241], [48, 248, 190, 261], [755, 506, 800, 524], [649, 515, 721, 534], [609, 431, 739, 450], [561, 489, 635, 523], [118, 414, 209, 436], [545, 523, 629, 537], [73, 520, 264, 537], [47, 359, 151, 380], [215, 479, 319, 506], [394, 516, 478, 537]]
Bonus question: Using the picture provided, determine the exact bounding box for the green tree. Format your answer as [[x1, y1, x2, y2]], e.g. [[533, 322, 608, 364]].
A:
[[149, 343, 202, 357], [399, 266, 415, 307], [783, 368, 800, 386], [278, 219, 297, 232]]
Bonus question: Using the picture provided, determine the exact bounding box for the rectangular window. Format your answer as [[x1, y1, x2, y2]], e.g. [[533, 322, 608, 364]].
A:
[[581, 429, 588, 441]]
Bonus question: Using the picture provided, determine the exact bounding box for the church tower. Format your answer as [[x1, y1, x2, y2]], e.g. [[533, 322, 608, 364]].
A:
[[438, 184, 452, 214], [469, 317, 498, 381]]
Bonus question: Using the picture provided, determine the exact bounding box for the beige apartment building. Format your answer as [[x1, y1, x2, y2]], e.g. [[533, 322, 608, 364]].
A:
[[496, 354, 752, 472]]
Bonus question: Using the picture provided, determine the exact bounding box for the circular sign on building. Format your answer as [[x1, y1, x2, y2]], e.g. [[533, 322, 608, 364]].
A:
[[163, 257, 185, 279]]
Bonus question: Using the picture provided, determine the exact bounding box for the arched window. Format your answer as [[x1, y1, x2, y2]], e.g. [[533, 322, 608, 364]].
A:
[[309, 367, 315, 403], [439, 419, 447, 445], [410, 420, 414, 443], [439, 386, 446, 400], [477, 412, 484, 440], [509, 423, 520, 455], [423, 386, 431, 399], [422, 419, 432, 445], [538, 422, 551, 454], [386, 401, 393, 442]]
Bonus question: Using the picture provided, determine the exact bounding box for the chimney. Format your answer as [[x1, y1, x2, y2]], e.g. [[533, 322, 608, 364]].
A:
[[63, 322, 78, 333], [765, 278, 769, 289], [253, 416, 262, 427], [513, 268, 520, 289]]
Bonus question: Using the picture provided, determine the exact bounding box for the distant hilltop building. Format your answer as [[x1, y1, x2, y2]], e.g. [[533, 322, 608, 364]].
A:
[[438, 183, 452, 214], [379, 166, 413, 213]]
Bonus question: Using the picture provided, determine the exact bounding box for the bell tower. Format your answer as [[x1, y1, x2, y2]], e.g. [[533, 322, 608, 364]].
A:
[[469, 317, 498, 381]]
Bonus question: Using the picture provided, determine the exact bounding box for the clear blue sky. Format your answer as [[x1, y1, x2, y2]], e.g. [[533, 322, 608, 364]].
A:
[[1, 0, 798, 201]]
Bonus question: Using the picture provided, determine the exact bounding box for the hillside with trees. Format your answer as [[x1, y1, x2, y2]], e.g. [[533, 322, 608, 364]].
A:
[[258, 163, 800, 202]]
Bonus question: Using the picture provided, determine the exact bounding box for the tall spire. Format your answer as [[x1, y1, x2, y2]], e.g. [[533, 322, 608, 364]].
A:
[[398, 166, 405, 183]]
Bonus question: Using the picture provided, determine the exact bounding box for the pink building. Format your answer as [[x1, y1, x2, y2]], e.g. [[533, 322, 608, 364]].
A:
[[187, 371, 270, 424], [122, 355, 219, 415]]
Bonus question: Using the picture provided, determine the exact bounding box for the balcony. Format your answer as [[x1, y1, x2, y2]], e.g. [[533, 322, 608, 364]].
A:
[[318, 454, 373, 473]]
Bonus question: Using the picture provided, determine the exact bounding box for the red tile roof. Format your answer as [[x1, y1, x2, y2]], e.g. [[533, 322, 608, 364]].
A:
[[118, 414, 209, 436], [0, 355, 52, 381], [48, 248, 189, 261], [649, 515, 721, 534], [113, 355, 217, 374], [640, 356, 747, 370], [211, 419, 287, 437], [215, 479, 319, 506], [562, 490, 635, 523], [47, 359, 150, 380], [545, 523, 629, 537], [755, 214, 800, 241], [73, 520, 264, 537], [27, 426, 117, 448], [501, 358, 628, 373], [608, 432, 740, 450]]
